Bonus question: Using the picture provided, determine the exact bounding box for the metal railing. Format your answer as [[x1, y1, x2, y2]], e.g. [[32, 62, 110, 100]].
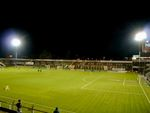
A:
[[0, 99, 49, 113]]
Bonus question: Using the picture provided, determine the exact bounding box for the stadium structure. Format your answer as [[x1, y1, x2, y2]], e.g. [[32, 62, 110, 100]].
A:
[[0, 41, 150, 113], [0, 57, 150, 113]]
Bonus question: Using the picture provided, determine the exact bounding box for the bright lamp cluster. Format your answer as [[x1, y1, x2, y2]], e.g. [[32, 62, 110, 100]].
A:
[[135, 31, 147, 41], [11, 38, 21, 47]]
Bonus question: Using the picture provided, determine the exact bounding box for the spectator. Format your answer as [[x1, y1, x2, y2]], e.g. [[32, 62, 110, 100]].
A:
[[53, 107, 59, 113], [16, 99, 22, 113], [4, 85, 9, 91]]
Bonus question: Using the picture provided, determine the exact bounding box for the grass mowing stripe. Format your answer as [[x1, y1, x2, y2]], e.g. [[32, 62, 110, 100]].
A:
[[83, 88, 143, 96], [109, 79, 122, 82], [82, 78, 88, 83], [1, 68, 150, 113], [125, 84, 139, 87], [138, 75, 150, 104]]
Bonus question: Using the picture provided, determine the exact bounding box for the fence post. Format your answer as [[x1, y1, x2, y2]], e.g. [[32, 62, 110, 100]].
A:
[[12, 100, 15, 110], [31, 105, 34, 113], [9, 104, 12, 109]]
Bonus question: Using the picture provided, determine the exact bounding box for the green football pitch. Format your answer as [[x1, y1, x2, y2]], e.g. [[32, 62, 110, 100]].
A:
[[0, 67, 150, 113]]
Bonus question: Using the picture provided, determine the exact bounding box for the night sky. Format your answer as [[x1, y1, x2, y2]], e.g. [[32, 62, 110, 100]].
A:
[[0, 4, 150, 60]]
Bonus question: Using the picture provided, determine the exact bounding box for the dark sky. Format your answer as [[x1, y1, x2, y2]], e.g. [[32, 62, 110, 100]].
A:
[[0, 4, 150, 59]]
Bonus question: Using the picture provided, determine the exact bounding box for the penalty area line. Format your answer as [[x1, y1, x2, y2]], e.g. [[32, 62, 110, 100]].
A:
[[81, 77, 101, 89]]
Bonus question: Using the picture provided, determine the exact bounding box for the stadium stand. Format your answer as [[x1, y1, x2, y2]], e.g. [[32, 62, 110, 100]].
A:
[[0, 58, 133, 71]]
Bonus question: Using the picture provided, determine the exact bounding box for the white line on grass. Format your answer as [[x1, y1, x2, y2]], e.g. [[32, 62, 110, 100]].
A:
[[123, 79, 125, 86], [138, 75, 150, 104], [0, 95, 76, 113], [81, 77, 101, 89]]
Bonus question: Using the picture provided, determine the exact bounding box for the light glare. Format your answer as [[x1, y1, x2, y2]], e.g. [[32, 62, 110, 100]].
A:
[[135, 31, 147, 41], [11, 38, 21, 47]]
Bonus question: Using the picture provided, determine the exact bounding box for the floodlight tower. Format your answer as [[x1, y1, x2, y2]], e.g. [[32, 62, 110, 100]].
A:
[[135, 31, 147, 57], [11, 38, 21, 59], [135, 31, 147, 72]]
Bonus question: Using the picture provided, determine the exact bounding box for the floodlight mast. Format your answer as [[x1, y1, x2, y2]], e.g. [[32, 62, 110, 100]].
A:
[[11, 38, 21, 60], [15, 46, 18, 59], [135, 31, 147, 72], [135, 31, 147, 57]]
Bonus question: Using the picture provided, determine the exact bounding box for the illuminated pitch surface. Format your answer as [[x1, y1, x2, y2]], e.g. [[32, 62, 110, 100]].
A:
[[0, 67, 150, 113]]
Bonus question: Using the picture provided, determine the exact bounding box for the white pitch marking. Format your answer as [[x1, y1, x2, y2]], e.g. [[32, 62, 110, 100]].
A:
[[138, 75, 150, 104], [123, 79, 125, 86], [81, 77, 100, 89]]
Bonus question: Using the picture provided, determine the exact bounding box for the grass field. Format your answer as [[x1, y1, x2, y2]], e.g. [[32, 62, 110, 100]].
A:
[[0, 67, 150, 113]]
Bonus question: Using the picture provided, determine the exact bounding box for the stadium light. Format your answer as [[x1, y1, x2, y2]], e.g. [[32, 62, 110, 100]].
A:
[[135, 31, 147, 72], [11, 38, 21, 59], [135, 31, 147, 42], [135, 31, 147, 57]]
